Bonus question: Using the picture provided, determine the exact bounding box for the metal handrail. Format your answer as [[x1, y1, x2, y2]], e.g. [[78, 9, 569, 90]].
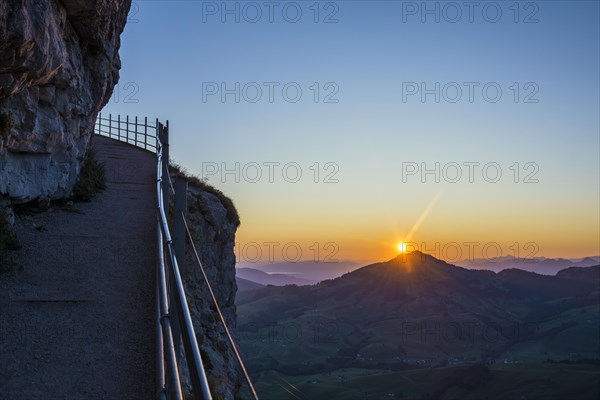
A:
[[94, 114, 212, 400], [157, 221, 183, 399], [156, 123, 213, 400]]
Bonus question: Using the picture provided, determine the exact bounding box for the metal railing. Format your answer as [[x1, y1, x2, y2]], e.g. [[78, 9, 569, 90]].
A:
[[95, 114, 157, 152], [94, 113, 212, 400]]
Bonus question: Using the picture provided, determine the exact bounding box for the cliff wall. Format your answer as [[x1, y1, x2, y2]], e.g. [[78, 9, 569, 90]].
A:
[[0, 0, 131, 204]]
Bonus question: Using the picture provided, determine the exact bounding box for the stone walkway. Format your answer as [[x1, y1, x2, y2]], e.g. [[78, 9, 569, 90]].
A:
[[0, 136, 156, 399]]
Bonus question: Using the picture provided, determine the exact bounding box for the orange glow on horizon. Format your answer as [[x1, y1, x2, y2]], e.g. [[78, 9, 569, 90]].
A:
[[234, 188, 599, 263]]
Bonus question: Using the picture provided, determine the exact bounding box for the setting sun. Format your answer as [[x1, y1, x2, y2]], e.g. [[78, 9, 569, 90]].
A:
[[397, 242, 407, 253]]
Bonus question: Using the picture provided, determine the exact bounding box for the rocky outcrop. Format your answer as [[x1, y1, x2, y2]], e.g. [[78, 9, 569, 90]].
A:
[[0, 0, 131, 204], [175, 182, 243, 399]]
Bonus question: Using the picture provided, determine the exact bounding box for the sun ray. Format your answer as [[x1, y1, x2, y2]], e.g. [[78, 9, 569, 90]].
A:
[[405, 191, 442, 243]]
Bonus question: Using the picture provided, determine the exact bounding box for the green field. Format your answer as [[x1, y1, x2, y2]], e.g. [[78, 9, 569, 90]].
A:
[[238, 303, 600, 400], [239, 363, 600, 400]]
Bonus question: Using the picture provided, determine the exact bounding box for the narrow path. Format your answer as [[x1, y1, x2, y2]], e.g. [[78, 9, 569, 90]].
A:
[[0, 136, 156, 399]]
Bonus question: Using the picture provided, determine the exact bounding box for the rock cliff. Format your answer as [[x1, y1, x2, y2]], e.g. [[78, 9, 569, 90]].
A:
[[0, 0, 131, 204], [172, 177, 243, 399]]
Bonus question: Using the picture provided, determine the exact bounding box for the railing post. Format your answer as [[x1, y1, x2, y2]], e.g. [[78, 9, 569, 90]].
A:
[[174, 176, 188, 271], [134, 116, 139, 147], [161, 125, 169, 209], [145, 117, 149, 150]]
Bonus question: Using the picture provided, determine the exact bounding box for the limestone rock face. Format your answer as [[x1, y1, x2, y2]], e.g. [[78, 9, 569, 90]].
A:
[[0, 0, 131, 204], [178, 184, 243, 399]]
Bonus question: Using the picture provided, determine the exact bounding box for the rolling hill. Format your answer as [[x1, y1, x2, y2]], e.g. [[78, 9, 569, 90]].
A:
[[236, 276, 265, 292]]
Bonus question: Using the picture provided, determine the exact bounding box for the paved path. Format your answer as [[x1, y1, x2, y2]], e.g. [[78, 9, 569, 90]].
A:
[[0, 136, 156, 399]]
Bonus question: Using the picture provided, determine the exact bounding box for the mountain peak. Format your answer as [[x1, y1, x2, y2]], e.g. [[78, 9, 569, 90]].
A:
[[389, 250, 440, 264]]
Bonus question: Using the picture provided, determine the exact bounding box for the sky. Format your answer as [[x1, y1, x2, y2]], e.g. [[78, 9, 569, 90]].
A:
[[102, 0, 600, 264]]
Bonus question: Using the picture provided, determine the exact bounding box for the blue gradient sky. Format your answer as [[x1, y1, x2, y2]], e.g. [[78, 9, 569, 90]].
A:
[[103, 1, 599, 262]]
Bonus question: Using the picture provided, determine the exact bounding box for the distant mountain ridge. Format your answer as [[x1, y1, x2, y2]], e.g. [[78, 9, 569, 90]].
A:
[[236, 267, 317, 288], [235, 256, 600, 285], [236, 260, 363, 282], [456, 255, 600, 275], [239, 251, 600, 301]]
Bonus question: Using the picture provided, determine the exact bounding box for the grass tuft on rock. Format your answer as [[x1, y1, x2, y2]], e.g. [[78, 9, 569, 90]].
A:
[[73, 148, 106, 201], [170, 162, 240, 226]]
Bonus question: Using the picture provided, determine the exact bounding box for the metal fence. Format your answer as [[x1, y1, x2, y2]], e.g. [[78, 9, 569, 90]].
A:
[[94, 113, 158, 152], [94, 113, 213, 400]]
